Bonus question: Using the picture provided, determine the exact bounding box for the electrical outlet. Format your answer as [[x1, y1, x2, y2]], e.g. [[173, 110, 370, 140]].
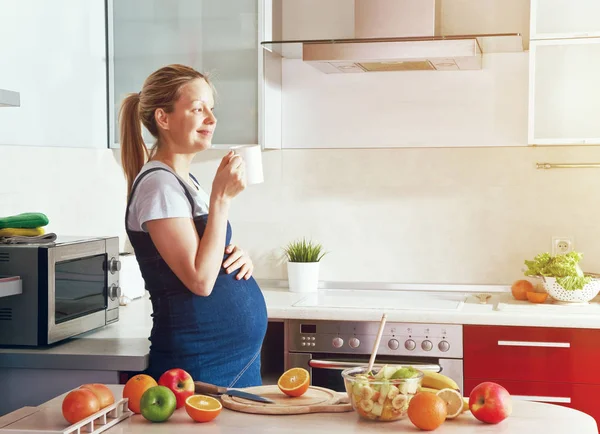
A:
[[552, 236, 574, 255]]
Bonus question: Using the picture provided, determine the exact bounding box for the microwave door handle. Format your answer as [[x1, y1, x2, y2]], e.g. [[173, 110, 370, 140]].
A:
[[308, 359, 441, 373]]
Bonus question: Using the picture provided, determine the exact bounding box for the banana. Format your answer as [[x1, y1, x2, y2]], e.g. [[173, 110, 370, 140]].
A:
[[392, 394, 408, 410], [420, 371, 460, 391], [387, 385, 400, 400], [360, 399, 374, 412], [417, 386, 440, 394], [360, 385, 374, 401], [462, 397, 470, 413]]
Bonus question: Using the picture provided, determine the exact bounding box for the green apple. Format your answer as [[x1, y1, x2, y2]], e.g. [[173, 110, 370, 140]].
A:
[[139, 386, 177, 423]]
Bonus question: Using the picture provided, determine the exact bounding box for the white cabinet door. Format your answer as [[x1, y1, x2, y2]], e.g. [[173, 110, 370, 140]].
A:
[[529, 38, 600, 145], [531, 0, 600, 40], [0, 0, 108, 148], [109, 0, 259, 148]]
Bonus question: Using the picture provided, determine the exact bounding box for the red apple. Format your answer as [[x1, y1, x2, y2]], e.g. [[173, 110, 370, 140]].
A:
[[158, 368, 194, 409], [469, 382, 512, 424]]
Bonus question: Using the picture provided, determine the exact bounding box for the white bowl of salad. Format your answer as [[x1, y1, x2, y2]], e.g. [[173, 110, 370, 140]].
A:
[[524, 251, 600, 303], [341, 365, 423, 422]]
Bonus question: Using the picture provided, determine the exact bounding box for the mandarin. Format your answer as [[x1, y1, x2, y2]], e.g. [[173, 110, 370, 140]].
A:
[[407, 392, 447, 431], [511, 280, 534, 301], [185, 395, 222, 423], [122, 374, 158, 414], [277, 368, 310, 397]]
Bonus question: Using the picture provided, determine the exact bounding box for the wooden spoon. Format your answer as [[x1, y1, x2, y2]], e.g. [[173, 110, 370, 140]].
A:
[[367, 313, 387, 374]]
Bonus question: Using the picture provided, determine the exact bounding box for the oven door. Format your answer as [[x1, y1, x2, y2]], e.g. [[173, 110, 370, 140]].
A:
[[47, 241, 110, 344], [287, 352, 463, 393]]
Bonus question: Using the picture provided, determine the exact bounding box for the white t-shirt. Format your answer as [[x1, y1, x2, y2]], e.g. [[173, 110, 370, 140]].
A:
[[126, 161, 210, 232]]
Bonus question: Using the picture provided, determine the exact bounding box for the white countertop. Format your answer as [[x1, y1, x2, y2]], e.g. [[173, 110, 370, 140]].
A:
[[2, 285, 600, 371], [2, 385, 596, 434], [265, 287, 600, 328]]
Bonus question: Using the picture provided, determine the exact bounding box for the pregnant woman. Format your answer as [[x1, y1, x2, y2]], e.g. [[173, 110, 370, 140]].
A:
[[119, 64, 267, 388]]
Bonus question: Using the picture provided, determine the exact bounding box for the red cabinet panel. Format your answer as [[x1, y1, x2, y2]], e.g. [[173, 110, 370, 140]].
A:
[[464, 325, 600, 384], [464, 378, 600, 430]]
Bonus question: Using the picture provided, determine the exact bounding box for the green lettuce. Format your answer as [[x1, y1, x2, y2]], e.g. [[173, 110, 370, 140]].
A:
[[524, 251, 592, 291]]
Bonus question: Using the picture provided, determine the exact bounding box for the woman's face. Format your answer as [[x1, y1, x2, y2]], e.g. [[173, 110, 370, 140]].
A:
[[161, 78, 216, 152]]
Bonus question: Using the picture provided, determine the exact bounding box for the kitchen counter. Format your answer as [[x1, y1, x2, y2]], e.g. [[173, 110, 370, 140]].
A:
[[2, 385, 597, 433], [3, 284, 600, 371]]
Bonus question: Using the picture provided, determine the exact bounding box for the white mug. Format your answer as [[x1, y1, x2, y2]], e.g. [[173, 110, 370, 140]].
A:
[[234, 145, 264, 185]]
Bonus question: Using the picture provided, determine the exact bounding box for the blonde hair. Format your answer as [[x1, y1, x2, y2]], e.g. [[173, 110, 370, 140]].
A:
[[119, 64, 210, 196]]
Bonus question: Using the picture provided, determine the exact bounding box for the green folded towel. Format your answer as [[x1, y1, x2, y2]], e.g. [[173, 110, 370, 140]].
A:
[[0, 213, 49, 229]]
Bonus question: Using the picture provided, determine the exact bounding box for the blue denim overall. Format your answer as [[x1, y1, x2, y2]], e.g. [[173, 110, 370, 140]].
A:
[[125, 167, 268, 388]]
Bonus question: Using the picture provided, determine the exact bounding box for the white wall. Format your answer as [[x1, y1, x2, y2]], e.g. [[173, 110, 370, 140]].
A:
[[281, 54, 529, 148]]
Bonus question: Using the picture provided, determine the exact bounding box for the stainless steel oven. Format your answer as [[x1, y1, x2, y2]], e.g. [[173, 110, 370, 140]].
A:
[[0, 236, 122, 346], [285, 319, 463, 393]]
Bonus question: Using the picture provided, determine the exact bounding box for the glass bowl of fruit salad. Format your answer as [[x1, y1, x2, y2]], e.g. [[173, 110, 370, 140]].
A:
[[341, 365, 423, 422]]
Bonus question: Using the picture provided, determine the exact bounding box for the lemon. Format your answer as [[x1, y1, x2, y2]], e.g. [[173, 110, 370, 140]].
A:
[[436, 388, 464, 419]]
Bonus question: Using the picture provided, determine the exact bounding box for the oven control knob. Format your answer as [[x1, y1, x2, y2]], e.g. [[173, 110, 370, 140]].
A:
[[109, 284, 122, 301], [108, 258, 122, 274], [388, 339, 399, 350], [332, 337, 344, 348], [438, 340, 450, 352], [421, 340, 433, 351], [404, 339, 416, 351], [349, 337, 360, 348]]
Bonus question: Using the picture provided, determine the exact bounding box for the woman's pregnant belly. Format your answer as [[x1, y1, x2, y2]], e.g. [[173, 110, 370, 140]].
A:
[[150, 272, 268, 356]]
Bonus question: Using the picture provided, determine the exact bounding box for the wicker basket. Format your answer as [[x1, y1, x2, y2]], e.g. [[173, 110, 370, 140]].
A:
[[541, 277, 600, 303]]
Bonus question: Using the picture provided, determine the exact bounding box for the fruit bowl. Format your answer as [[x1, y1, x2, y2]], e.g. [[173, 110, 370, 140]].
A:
[[341, 365, 423, 422]]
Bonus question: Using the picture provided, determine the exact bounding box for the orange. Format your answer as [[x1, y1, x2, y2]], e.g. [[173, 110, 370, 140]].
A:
[[62, 388, 100, 424], [277, 368, 310, 397], [407, 392, 447, 431], [185, 395, 222, 423], [122, 374, 158, 414], [527, 291, 548, 303], [511, 280, 533, 301]]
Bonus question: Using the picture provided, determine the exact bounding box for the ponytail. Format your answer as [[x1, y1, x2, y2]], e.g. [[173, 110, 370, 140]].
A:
[[119, 93, 148, 197]]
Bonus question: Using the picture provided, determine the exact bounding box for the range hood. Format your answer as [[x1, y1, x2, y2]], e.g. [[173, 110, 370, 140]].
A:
[[0, 89, 20, 107], [261, 0, 524, 73]]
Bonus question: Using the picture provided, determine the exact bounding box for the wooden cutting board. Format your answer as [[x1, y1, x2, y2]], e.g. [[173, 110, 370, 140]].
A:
[[220, 385, 353, 415]]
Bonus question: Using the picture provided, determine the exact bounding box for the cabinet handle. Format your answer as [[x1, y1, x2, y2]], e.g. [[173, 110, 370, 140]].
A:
[[497, 340, 570, 348], [512, 395, 571, 404]]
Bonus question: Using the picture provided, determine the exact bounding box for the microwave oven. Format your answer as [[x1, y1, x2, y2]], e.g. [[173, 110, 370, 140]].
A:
[[0, 236, 122, 346]]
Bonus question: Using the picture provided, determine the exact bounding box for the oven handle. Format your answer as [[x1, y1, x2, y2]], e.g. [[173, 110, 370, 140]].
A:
[[308, 359, 441, 372]]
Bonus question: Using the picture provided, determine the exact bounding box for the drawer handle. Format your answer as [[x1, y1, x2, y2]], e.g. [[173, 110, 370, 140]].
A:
[[497, 340, 570, 348], [512, 395, 571, 404]]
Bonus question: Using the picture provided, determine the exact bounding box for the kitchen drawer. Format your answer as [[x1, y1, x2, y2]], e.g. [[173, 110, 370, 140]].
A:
[[464, 325, 600, 384], [464, 378, 600, 428]]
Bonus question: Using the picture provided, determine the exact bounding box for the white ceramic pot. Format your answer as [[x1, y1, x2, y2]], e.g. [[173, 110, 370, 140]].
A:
[[287, 262, 320, 293]]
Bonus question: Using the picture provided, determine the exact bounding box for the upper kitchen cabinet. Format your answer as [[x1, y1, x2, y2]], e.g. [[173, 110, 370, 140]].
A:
[[531, 0, 600, 40], [528, 38, 600, 145], [0, 0, 108, 148], [108, 0, 259, 149]]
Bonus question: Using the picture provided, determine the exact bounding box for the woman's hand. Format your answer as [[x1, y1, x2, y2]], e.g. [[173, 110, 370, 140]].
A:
[[222, 244, 254, 280], [211, 151, 246, 204]]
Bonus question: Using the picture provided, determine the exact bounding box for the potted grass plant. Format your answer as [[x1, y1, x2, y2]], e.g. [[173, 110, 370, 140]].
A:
[[283, 238, 327, 293]]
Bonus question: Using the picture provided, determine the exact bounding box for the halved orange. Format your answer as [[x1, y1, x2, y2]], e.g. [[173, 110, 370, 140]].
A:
[[277, 368, 310, 397], [527, 291, 548, 303], [185, 395, 222, 423]]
